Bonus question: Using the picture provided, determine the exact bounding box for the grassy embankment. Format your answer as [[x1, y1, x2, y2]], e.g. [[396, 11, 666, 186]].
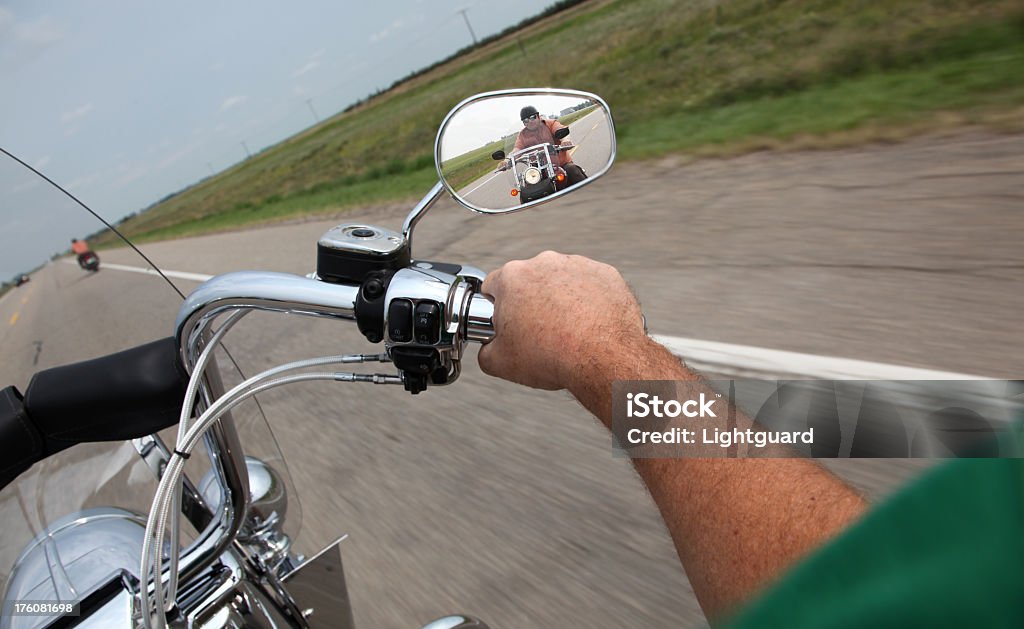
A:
[[103, 0, 1024, 245]]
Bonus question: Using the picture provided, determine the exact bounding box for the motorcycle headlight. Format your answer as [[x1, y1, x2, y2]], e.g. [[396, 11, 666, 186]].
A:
[[523, 167, 542, 185]]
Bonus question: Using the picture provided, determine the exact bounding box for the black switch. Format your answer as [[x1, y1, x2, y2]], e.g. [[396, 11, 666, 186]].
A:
[[414, 302, 441, 344], [388, 299, 414, 342]]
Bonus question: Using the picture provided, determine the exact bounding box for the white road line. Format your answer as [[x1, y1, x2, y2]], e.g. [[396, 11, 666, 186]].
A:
[[651, 334, 987, 381], [67, 259, 988, 380], [62, 259, 212, 283], [102, 262, 213, 282], [464, 170, 502, 196]]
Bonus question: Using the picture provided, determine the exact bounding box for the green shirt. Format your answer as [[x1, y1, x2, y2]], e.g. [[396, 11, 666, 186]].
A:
[[725, 458, 1024, 628]]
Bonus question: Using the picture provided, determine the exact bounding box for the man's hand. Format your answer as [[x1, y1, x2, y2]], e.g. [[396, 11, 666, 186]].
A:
[[477, 251, 648, 393]]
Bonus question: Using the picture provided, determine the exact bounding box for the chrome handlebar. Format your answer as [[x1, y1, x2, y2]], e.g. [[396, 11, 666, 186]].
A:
[[174, 271, 360, 367], [174, 270, 495, 358]]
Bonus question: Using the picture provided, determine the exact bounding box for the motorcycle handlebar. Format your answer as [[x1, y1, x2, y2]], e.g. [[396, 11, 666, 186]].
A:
[[174, 271, 360, 367], [175, 270, 495, 359]]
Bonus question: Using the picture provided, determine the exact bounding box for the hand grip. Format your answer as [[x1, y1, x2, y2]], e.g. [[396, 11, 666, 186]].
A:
[[465, 292, 494, 343]]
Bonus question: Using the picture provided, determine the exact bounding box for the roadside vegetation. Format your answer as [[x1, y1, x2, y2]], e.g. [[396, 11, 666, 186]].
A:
[[98, 0, 1024, 245]]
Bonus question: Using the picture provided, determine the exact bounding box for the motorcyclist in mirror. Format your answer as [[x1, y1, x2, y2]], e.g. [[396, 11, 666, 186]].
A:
[[477, 251, 1015, 626], [507, 105, 587, 186]]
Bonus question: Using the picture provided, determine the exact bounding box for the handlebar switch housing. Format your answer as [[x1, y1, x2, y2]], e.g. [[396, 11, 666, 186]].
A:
[[382, 265, 486, 394]]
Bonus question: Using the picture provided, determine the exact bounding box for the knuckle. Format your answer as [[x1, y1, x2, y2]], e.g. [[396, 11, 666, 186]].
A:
[[502, 259, 525, 279]]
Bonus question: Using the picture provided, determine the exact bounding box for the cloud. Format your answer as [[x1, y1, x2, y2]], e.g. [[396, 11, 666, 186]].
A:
[[155, 142, 197, 170], [60, 103, 94, 124], [291, 49, 325, 78], [33, 156, 51, 170], [208, 60, 225, 71], [112, 164, 150, 189], [291, 60, 319, 78], [370, 18, 407, 44], [220, 95, 247, 112], [64, 173, 98, 192], [11, 176, 41, 195], [17, 15, 65, 47]]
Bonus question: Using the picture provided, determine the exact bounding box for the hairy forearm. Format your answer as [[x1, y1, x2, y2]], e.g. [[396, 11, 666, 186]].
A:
[[570, 337, 867, 619], [477, 252, 867, 618]]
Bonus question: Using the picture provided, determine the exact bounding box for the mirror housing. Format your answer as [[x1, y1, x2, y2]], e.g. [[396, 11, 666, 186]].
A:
[[435, 88, 616, 214]]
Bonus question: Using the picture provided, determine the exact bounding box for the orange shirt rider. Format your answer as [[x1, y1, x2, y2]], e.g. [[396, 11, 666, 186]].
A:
[[71, 239, 91, 255], [513, 106, 573, 168]]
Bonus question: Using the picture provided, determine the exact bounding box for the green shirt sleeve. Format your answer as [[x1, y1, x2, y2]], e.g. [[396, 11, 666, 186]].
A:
[[723, 458, 1024, 628]]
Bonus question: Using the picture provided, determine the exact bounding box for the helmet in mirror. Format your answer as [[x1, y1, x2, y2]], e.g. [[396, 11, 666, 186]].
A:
[[435, 88, 616, 214]]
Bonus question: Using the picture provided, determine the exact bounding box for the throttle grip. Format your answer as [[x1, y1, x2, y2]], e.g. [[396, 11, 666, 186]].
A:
[[465, 292, 494, 343]]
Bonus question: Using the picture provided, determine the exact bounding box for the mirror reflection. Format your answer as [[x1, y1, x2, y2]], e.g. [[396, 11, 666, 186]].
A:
[[437, 92, 614, 213]]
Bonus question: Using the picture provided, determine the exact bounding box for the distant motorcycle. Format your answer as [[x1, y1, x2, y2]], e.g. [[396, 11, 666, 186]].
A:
[[77, 251, 100, 272]]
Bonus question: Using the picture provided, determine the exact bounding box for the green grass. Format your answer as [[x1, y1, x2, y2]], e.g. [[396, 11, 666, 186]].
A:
[[97, 0, 1024, 244], [556, 105, 600, 127], [621, 42, 1024, 158], [439, 138, 510, 194]]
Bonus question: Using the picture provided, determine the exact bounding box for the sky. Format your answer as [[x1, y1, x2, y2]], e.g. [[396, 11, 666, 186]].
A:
[[0, 0, 562, 279]]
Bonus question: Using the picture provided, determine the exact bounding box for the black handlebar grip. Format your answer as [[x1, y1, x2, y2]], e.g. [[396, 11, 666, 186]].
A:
[[0, 338, 188, 491], [23, 337, 188, 452]]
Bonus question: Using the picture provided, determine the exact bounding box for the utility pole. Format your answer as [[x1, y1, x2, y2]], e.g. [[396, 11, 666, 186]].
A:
[[241, 141, 251, 159], [458, 9, 478, 46], [306, 98, 319, 123]]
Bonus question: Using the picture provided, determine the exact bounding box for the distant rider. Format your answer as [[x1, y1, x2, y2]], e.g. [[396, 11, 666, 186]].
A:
[[71, 238, 93, 268], [508, 105, 587, 186]]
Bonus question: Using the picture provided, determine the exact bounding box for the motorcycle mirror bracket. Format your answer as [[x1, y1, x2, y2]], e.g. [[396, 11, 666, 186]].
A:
[[401, 180, 445, 253]]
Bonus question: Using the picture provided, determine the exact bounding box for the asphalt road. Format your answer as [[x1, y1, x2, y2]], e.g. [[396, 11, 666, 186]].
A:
[[455, 110, 613, 210], [1, 131, 1021, 627]]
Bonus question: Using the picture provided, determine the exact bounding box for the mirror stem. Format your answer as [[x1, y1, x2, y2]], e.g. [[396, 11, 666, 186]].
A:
[[401, 181, 445, 253]]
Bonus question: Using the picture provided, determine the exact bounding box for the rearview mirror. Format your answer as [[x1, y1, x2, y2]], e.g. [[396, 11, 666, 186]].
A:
[[435, 88, 616, 214]]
